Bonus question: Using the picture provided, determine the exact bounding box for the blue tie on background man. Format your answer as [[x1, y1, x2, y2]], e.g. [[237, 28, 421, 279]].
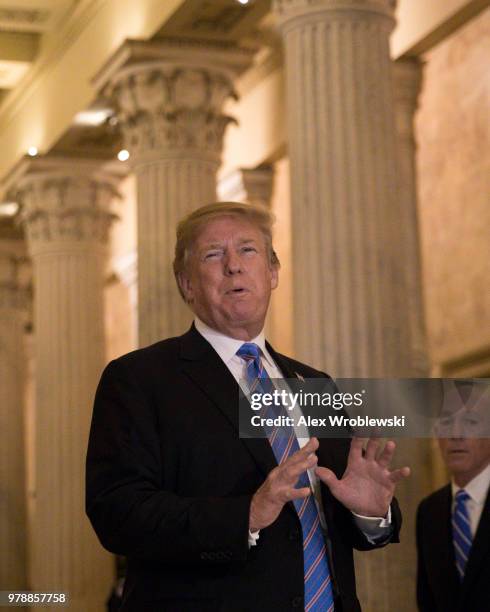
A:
[[452, 490, 473, 580]]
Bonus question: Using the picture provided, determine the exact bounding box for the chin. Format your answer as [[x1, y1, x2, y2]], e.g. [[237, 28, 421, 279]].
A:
[[230, 304, 261, 321], [446, 457, 470, 472]]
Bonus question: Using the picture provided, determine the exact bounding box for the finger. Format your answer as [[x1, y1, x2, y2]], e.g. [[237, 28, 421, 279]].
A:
[[348, 437, 365, 462], [286, 486, 311, 502], [281, 437, 319, 468], [281, 453, 318, 483], [315, 466, 339, 489], [389, 466, 411, 483], [377, 440, 396, 468], [298, 437, 319, 455], [365, 438, 380, 461]]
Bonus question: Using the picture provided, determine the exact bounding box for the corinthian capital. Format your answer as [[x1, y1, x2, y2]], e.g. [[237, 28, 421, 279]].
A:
[[0, 241, 29, 311], [96, 39, 254, 162], [8, 157, 119, 253], [111, 66, 236, 159]]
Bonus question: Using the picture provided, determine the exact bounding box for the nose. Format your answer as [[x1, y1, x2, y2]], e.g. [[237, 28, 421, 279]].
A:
[[224, 251, 241, 275], [450, 416, 464, 439]]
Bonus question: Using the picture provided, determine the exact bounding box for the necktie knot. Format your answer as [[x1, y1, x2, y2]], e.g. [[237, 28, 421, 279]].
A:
[[455, 490, 470, 504], [237, 342, 261, 362]]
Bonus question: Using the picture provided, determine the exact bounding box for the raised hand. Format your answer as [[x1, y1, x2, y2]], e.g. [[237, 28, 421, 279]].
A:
[[249, 437, 319, 532], [315, 438, 410, 517]]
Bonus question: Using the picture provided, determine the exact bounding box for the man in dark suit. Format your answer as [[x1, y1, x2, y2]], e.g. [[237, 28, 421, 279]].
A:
[[86, 202, 410, 611], [416, 381, 490, 612]]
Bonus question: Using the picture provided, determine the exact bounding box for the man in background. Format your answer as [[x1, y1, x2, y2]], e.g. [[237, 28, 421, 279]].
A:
[[416, 379, 490, 612]]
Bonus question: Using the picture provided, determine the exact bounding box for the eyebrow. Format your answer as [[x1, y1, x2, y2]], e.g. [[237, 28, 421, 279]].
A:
[[200, 238, 258, 250]]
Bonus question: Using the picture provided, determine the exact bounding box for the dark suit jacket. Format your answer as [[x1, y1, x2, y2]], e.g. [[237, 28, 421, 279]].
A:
[[86, 324, 402, 612], [416, 482, 490, 612]]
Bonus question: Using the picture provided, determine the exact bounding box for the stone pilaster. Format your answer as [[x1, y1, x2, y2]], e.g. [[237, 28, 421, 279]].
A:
[[219, 166, 274, 207], [393, 61, 439, 599], [393, 57, 429, 376], [96, 40, 253, 345], [0, 240, 28, 593], [274, 0, 411, 378], [14, 158, 117, 612]]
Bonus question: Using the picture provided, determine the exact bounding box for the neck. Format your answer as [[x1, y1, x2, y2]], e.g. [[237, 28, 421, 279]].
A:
[[453, 461, 489, 488], [196, 315, 264, 341], [454, 475, 472, 488]]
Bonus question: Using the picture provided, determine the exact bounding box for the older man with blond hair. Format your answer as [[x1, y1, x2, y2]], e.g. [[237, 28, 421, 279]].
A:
[[87, 202, 409, 612]]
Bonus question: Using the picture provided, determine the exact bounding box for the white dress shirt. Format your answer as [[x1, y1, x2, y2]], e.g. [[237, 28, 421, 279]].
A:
[[451, 462, 490, 536], [194, 317, 392, 545]]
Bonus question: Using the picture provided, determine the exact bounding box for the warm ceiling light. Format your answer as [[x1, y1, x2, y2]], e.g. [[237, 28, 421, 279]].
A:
[[74, 109, 113, 127], [0, 201, 19, 217], [117, 149, 130, 162], [27, 146, 38, 157], [236, 0, 250, 4]]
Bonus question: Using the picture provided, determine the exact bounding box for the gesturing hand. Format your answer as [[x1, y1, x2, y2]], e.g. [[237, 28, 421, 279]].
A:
[[315, 438, 410, 517], [249, 437, 318, 532]]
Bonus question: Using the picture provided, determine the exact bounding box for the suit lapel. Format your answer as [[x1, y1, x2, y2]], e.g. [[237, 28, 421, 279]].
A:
[[179, 324, 277, 477], [462, 486, 490, 593], [425, 485, 458, 587], [265, 342, 297, 379]]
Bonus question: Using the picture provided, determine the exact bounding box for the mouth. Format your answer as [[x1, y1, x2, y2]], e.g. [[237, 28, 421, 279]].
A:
[[226, 287, 249, 295], [447, 448, 468, 456]]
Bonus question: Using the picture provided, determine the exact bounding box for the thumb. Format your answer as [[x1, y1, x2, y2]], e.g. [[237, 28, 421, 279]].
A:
[[315, 466, 339, 490]]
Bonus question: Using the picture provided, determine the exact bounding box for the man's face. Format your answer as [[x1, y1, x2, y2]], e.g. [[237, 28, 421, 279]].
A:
[[438, 407, 490, 486], [178, 216, 278, 340]]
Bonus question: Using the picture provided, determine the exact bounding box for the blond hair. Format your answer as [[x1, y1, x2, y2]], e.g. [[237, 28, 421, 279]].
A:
[[173, 201, 280, 296]]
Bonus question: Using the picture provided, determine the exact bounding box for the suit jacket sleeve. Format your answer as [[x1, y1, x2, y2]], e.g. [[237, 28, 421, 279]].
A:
[[86, 359, 251, 565]]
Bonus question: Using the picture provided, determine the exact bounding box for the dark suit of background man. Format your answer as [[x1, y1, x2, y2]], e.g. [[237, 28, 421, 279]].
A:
[[416, 380, 490, 612], [86, 202, 410, 612]]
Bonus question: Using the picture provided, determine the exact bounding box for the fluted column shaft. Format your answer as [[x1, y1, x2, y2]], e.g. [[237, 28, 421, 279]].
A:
[[102, 41, 252, 345], [0, 245, 27, 592], [274, 0, 410, 377], [274, 2, 417, 610], [17, 162, 116, 612], [135, 158, 217, 342], [394, 57, 429, 375]]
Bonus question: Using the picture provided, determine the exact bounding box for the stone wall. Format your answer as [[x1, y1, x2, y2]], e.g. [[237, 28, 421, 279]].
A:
[[416, 8, 490, 371]]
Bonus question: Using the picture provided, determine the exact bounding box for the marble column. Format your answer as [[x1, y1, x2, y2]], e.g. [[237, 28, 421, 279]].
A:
[[274, 0, 411, 378], [96, 40, 252, 345], [15, 158, 117, 612], [0, 239, 28, 592], [219, 166, 274, 207], [274, 2, 419, 610], [394, 57, 429, 376]]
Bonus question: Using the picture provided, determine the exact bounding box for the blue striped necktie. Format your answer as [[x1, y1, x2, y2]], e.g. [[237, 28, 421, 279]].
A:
[[237, 342, 335, 611], [452, 489, 473, 580]]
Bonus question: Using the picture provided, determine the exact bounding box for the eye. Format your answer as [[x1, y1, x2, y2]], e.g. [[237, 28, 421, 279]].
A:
[[440, 417, 454, 428], [241, 246, 257, 254], [203, 250, 222, 260]]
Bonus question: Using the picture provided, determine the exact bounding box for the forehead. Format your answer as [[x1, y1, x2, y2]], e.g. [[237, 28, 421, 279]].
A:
[[194, 215, 263, 246]]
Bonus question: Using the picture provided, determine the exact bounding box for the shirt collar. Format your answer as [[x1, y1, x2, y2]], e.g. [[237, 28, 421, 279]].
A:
[[194, 317, 272, 367], [452, 462, 490, 505]]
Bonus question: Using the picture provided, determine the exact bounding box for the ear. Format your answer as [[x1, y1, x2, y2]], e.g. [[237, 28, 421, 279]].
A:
[[177, 271, 194, 304], [270, 265, 279, 291]]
